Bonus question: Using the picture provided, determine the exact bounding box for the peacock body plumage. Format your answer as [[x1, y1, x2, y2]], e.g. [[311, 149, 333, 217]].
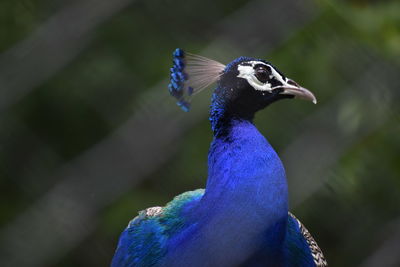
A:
[[112, 49, 326, 267]]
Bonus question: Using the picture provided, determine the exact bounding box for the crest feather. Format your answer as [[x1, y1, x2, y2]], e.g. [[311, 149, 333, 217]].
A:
[[168, 48, 225, 111]]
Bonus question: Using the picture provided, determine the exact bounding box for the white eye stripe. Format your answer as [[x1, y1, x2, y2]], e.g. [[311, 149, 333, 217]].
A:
[[237, 64, 272, 91]]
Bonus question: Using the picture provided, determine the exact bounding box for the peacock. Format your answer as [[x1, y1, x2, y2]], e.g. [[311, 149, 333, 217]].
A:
[[111, 48, 327, 267]]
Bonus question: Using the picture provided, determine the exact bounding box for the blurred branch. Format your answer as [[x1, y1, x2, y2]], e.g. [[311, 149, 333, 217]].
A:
[[0, 0, 134, 112], [0, 0, 319, 266]]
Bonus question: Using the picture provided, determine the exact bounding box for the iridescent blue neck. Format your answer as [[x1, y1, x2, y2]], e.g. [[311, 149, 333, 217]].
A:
[[207, 85, 288, 212]]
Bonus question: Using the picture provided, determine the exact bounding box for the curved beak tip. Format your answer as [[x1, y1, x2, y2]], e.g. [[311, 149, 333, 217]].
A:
[[296, 86, 317, 104]]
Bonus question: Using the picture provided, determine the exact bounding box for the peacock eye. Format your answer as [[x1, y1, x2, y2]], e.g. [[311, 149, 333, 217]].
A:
[[254, 66, 269, 83]]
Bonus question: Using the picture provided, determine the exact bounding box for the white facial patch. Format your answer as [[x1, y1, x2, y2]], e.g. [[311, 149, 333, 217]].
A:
[[237, 61, 287, 91]]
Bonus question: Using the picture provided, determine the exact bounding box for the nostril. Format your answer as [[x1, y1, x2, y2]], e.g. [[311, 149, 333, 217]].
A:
[[287, 79, 299, 87]]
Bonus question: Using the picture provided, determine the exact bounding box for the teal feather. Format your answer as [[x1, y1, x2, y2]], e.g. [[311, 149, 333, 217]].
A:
[[111, 189, 204, 267]]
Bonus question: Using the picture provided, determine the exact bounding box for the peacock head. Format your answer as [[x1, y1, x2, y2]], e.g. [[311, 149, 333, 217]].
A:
[[168, 48, 316, 113]]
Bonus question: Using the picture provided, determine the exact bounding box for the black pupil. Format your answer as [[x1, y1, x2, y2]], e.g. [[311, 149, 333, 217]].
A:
[[254, 66, 270, 83]]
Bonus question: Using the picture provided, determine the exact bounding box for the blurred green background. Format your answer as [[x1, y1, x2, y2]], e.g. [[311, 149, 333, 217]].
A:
[[0, 0, 399, 266]]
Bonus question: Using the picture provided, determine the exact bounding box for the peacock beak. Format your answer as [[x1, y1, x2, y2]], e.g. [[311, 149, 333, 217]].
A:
[[279, 79, 317, 104]]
